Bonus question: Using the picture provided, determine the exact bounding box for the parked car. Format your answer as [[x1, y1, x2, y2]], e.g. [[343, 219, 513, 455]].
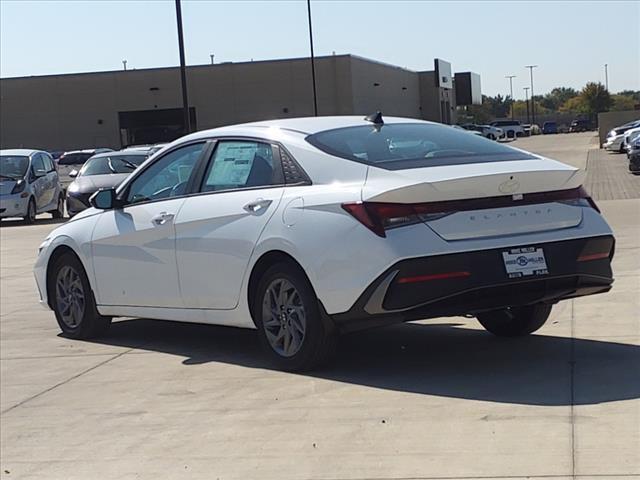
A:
[[57, 148, 113, 185], [543, 122, 558, 134], [490, 120, 525, 139], [461, 124, 504, 140], [627, 136, 640, 174], [48, 151, 65, 161], [530, 124, 541, 135], [622, 126, 640, 153], [522, 124, 532, 136], [34, 115, 615, 371], [66, 150, 149, 217], [603, 120, 640, 153], [569, 119, 592, 132], [453, 125, 484, 137], [1, 149, 65, 223]]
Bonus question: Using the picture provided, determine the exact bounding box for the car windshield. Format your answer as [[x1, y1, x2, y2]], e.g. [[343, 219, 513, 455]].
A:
[[58, 152, 94, 166], [306, 123, 535, 170], [79, 154, 147, 176], [0, 156, 30, 179]]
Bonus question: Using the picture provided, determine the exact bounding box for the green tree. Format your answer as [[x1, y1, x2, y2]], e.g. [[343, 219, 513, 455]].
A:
[[611, 94, 636, 111], [580, 82, 613, 116], [540, 87, 579, 110], [559, 96, 588, 114]]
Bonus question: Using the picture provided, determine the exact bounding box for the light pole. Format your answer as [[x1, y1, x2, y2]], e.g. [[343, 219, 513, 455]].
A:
[[506, 75, 516, 119], [604, 63, 609, 91], [523, 86, 530, 124], [122, 60, 127, 71], [306, 0, 318, 116], [210, 54, 215, 65], [525, 65, 538, 125], [175, 0, 191, 134]]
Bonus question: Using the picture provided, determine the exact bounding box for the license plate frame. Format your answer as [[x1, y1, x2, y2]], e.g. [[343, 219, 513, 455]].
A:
[[502, 247, 549, 278]]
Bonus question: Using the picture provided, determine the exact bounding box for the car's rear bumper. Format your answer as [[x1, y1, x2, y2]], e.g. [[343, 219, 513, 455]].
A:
[[330, 235, 614, 333]]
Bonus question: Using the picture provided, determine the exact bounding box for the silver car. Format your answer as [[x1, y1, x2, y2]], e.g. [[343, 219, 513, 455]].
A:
[[0, 149, 65, 223]]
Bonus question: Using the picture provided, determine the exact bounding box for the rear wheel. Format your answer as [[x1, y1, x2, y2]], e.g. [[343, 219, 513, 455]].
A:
[[253, 262, 337, 371], [51, 194, 65, 219], [476, 304, 552, 337], [23, 198, 36, 224], [487, 133, 496, 140], [50, 252, 111, 339]]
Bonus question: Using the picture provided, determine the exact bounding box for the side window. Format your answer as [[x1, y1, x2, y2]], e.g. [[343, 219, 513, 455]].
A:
[[126, 143, 204, 204], [31, 154, 46, 175], [201, 141, 276, 192], [41, 154, 54, 172]]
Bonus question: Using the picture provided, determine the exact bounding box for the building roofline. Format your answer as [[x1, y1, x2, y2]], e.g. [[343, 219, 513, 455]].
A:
[[0, 53, 425, 81]]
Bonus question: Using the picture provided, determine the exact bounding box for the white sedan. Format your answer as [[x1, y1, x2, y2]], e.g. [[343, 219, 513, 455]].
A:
[[34, 115, 615, 371]]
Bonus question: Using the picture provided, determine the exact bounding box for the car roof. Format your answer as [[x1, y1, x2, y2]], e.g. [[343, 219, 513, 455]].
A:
[[89, 150, 149, 159], [0, 149, 43, 157], [184, 116, 433, 141]]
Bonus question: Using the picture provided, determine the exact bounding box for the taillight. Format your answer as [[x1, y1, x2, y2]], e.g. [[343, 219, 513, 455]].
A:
[[342, 186, 600, 237], [341, 202, 455, 237]]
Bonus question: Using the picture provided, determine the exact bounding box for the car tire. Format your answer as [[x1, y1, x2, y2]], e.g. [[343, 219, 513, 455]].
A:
[[51, 194, 65, 219], [476, 304, 552, 337], [50, 252, 111, 339], [253, 261, 337, 372], [23, 198, 36, 224], [487, 133, 496, 140]]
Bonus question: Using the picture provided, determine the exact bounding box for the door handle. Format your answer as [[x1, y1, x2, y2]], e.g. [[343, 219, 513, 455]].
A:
[[151, 212, 175, 226], [243, 199, 272, 214]]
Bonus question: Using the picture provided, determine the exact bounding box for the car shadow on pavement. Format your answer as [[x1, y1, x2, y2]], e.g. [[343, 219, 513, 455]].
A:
[[84, 318, 640, 407], [0, 217, 67, 228]]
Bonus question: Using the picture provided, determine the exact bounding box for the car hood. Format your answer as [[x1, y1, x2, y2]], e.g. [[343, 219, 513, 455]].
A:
[[68, 173, 130, 193], [0, 179, 18, 195]]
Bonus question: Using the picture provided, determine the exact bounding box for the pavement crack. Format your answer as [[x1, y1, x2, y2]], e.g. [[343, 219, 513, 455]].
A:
[[0, 348, 133, 415]]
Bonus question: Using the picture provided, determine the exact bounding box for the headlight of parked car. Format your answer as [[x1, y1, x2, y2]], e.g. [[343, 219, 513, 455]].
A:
[[11, 179, 26, 195]]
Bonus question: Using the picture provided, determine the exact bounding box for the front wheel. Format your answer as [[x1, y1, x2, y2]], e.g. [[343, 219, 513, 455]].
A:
[[50, 253, 111, 339], [487, 133, 496, 140], [476, 304, 552, 337], [254, 262, 337, 371], [23, 198, 36, 224]]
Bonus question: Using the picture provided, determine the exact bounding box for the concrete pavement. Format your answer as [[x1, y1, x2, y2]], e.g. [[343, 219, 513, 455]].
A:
[[1, 133, 638, 480]]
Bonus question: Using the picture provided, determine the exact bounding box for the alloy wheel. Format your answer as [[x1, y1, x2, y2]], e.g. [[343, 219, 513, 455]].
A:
[[55, 265, 86, 328], [262, 278, 307, 357]]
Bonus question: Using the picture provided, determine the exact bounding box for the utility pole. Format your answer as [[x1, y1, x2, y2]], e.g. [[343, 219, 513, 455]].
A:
[[210, 54, 215, 65], [306, 0, 318, 116], [523, 86, 530, 124], [525, 65, 538, 125], [175, 0, 192, 134], [506, 75, 516, 120], [604, 63, 609, 91], [122, 60, 127, 71]]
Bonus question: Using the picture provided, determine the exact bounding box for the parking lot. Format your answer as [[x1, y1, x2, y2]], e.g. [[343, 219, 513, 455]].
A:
[[1, 132, 638, 479]]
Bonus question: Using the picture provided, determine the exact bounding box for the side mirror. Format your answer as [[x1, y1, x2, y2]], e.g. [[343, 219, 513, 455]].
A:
[[89, 188, 118, 210], [69, 169, 78, 178]]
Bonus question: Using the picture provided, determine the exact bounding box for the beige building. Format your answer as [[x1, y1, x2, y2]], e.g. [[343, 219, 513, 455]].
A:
[[0, 54, 479, 150]]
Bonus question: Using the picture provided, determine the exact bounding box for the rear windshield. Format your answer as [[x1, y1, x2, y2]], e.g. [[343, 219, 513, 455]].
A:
[[58, 153, 93, 166], [306, 123, 535, 170], [79, 154, 147, 176], [492, 121, 521, 127]]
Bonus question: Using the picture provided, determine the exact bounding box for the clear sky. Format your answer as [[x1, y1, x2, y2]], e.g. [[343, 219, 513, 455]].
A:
[[1, 0, 638, 98]]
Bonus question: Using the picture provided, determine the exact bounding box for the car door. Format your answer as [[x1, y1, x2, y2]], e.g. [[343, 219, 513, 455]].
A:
[[91, 142, 206, 308], [40, 153, 57, 208], [29, 154, 49, 211], [174, 139, 285, 309]]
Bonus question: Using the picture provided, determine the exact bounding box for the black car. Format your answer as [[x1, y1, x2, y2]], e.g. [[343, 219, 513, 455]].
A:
[[65, 151, 148, 216], [628, 137, 640, 174], [569, 119, 592, 132]]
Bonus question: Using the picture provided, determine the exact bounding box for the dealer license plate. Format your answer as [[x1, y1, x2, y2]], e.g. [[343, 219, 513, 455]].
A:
[[502, 247, 549, 278]]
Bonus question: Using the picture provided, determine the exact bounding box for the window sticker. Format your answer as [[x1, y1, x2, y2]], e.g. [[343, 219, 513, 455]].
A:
[[208, 142, 257, 186]]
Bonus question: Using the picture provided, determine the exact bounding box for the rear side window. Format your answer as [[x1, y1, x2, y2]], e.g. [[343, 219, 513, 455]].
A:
[[306, 123, 535, 170], [201, 141, 277, 192]]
